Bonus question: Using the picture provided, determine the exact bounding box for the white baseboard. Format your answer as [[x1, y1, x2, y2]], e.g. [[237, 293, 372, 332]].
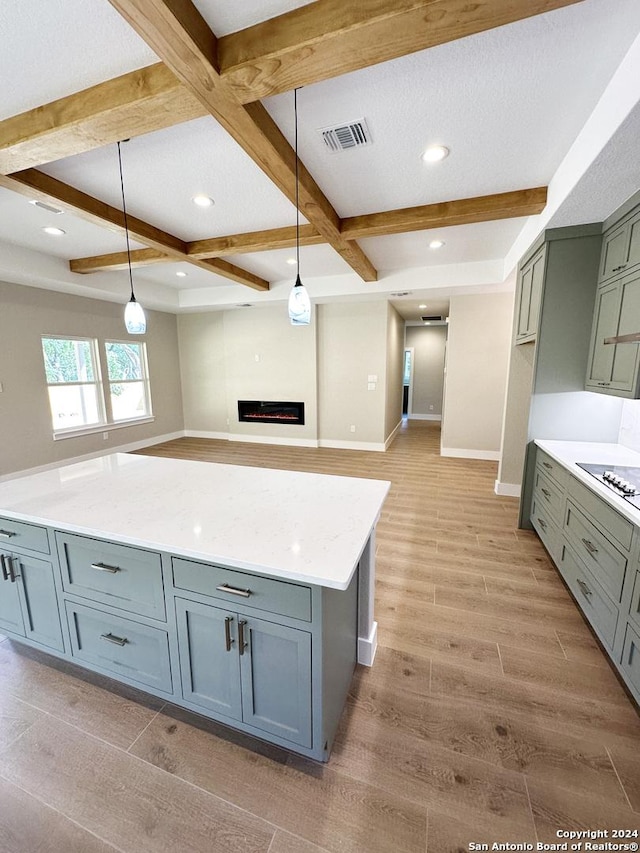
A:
[[385, 420, 402, 449], [230, 433, 319, 448], [0, 430, 186, 482], [440, 447, 501, 461], [494, 480, 522, 497], [184, 430, 229, 441], [408, 414, 442, 421], [318, 439, 386, 452], [357, 621, 378, 666]]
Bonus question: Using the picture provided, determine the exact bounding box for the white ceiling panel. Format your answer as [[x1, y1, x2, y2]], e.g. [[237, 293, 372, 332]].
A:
[[193, 0, 315, 37], [0, 0, 157, 119]]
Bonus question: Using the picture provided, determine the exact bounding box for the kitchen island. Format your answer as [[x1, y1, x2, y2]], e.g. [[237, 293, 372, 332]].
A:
[[0, 452, 390, 760]]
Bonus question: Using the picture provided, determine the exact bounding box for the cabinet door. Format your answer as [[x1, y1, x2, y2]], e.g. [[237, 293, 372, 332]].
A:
[[516, 246, 546, 344], [627, 211, 640, 272], [239, 617, 311, 748], [16, 553, 64, 651], [175, 598, 242, 720], [600, 224, 629, 281], [612, 275, 640, 393], [516, 264, 533, 341], [586, 282, 622, 389], [0, 552, 25, 637]]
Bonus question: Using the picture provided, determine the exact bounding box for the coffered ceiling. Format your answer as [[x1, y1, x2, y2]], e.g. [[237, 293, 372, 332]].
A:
[[1, 0, 639, 322]]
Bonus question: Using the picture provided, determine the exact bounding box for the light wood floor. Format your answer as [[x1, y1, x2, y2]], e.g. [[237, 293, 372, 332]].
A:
[[0, 421, 638, 853]]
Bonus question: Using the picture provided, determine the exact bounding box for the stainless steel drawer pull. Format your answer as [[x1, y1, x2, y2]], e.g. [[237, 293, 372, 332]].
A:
[[1, 554, 10, 581], [238, 620, 247, 655], [541, 488, 551, 498], [537, 517, 547, 530], [542, 462, 552, 470], [224, 616, 234, 652], [100, 632, 128, 647], [0, 529, 16, 539], [91, 562, 121, 574], [597, 382, 611, 387], [612, 264, 627, 272], [581, 538, 599, 555], [216, 583, 251, 598], [1, 554, 19, 583], [576, 578, 592, 598]]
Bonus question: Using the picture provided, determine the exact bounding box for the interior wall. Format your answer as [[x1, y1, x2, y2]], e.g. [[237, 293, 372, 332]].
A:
[[317, 302, 389, 446], [441, 292, 513, 458], [384, 304, 405, 441], [0, 280, 184, 477], [405, 325, 447, 418], [177, 311, 227, 434]]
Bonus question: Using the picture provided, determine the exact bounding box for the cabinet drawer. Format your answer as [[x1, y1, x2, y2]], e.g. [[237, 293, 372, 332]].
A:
[[535, 451, 568, 490], [564, 500, 627, 602], [172, 558, 311, 622], [530, 497, 560, 563], [628, 568, 640, 634], [0, 517, 49, 555], [567, 477, 633, 551], [66, 602, 172, 693], [558, 544, 619, 649], [620, 622, 640, 698], [56, 532, 165, 620], [533, 468, 564, 518]]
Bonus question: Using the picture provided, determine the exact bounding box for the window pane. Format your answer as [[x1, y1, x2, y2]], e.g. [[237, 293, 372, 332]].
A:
[[42, 338, 95, 383], [106, 342, 143, 381], [110, 382, 148, 421], [48, 384, 101, 430]]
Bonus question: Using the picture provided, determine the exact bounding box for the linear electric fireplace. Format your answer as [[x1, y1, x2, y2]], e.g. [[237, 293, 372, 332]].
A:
[[238, 400, 305, 425]]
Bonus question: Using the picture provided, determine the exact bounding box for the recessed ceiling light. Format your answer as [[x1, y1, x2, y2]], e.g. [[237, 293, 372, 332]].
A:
[[42, 226, 65, 236], [286, 257, 297, 265], [419, 303, 427, 309], [192, 194, 214, 208], [176, 271, 187, 277], [422, 145, 449, 163], [30, 200, 63, 215], [429, 239, 445, 249]]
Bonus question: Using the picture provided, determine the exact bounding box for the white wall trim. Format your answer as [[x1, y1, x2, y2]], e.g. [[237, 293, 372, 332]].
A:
[[184, 430, 231, 441], [440, 447, 500, 461], [494, 480, 522, 497], [408, 413, 442, 421], [229, 434, 319, 448], [0, 430, 186, 482], [318, 439, 386, 452], [385, 420, 402, 449], [357, 621, 378, 666]]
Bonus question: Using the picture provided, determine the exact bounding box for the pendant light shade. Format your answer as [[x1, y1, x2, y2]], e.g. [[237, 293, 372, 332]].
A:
[[288, 88, 311, 326], [117, 140, 146, 335]]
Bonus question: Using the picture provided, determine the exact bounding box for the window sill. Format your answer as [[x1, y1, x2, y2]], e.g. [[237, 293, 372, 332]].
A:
[[53, 417, 155, 441]]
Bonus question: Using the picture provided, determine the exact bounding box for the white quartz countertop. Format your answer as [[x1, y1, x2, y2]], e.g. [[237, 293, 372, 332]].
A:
[[0, 454, 390, 590], [535, 439, 640, 525]]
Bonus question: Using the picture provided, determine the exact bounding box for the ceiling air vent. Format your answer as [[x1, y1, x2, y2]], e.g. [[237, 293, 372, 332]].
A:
[[319, 119, 372, 153], [29, 200, 63, 215], [421, 315, 443, 322]]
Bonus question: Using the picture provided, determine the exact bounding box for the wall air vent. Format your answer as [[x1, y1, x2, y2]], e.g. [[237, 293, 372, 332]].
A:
[[319, 119, 372, 152]]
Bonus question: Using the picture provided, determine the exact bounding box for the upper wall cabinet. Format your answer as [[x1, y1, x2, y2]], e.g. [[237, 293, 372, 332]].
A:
[[599, 208, 640, 284], [516, 245, 547, 344]]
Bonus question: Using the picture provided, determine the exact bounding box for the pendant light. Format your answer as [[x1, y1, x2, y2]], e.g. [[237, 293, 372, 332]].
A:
[[117, 140, 146, 335], [287, 88, 311, 326]]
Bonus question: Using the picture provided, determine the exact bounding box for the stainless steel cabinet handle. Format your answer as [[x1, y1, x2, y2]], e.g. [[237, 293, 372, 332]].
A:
[[238, 620, 248, 655], [581, 538, 598, 555], [612, 264, 627, 272], [0, 554, 9, 581], [216, 583, 251, 598], [1, 555, 19, 583], [91, 562, 120, 574], [224, 616, 234, 652], [576, 578, 592, 598], [537, 517, 547, 530], [0, 529, 16, 539], [542, 462, 552, 470], [100, 632, 128, 647], [597, 382, 611, 386], [541, 488, 551, 499]]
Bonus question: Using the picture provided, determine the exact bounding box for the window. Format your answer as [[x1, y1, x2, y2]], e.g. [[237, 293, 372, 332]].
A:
[[41, 337, 152, 436], [42, 337, 104, 432], [105, 340, 151, 422]]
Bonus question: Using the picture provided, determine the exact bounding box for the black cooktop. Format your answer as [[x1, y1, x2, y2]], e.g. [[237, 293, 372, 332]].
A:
[[577, 462, 640, 509]]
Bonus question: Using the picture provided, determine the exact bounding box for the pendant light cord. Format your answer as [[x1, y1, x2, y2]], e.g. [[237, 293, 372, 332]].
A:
[[117, 140, 136, 301], [294, 88, 300, 277]]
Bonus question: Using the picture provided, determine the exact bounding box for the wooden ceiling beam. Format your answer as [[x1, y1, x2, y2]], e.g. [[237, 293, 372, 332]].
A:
[[0, 169, 268, 291], [188, 224, 324, 259], [0, 64, 206, 175], [219, 0, 586, 103], [106, 0, 378, 282], [341, 187, 549, 239]]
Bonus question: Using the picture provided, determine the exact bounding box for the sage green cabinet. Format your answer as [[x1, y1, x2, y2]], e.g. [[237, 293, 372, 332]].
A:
[[599, 208, 640, 283], [176, 597, 312, 748], [0, 549, 64, 651], [516, 245, 546, 343], [585, 272, 640, 397]]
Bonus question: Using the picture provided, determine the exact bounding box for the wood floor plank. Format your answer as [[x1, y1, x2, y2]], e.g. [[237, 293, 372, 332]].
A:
[[268, 831, 331, 853], [0, 716, 275, 853], [426, 807, 536, 853], [607, 746, 640, 812], [555, 628, 613, 669], [0, 776, 121, 853], [0, 691, 44, 752]]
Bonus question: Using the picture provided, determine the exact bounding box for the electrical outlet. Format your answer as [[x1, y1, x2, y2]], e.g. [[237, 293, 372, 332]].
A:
[[429, 405, 434, 411], [255, 353, 260, 362], [0, 382, 3, 393], [103, 432, 109, 440], [367, 382, 376, 391], [350, 425, 356, 433]]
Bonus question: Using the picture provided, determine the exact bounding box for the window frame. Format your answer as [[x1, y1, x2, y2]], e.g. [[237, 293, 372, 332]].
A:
[[41, 335, 106, 437], [104, 339, 153, 424]]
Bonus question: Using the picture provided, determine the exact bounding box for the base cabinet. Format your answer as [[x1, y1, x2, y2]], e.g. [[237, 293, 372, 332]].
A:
[[0, 549, 63, 652], [176, 598, 312, 748]]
